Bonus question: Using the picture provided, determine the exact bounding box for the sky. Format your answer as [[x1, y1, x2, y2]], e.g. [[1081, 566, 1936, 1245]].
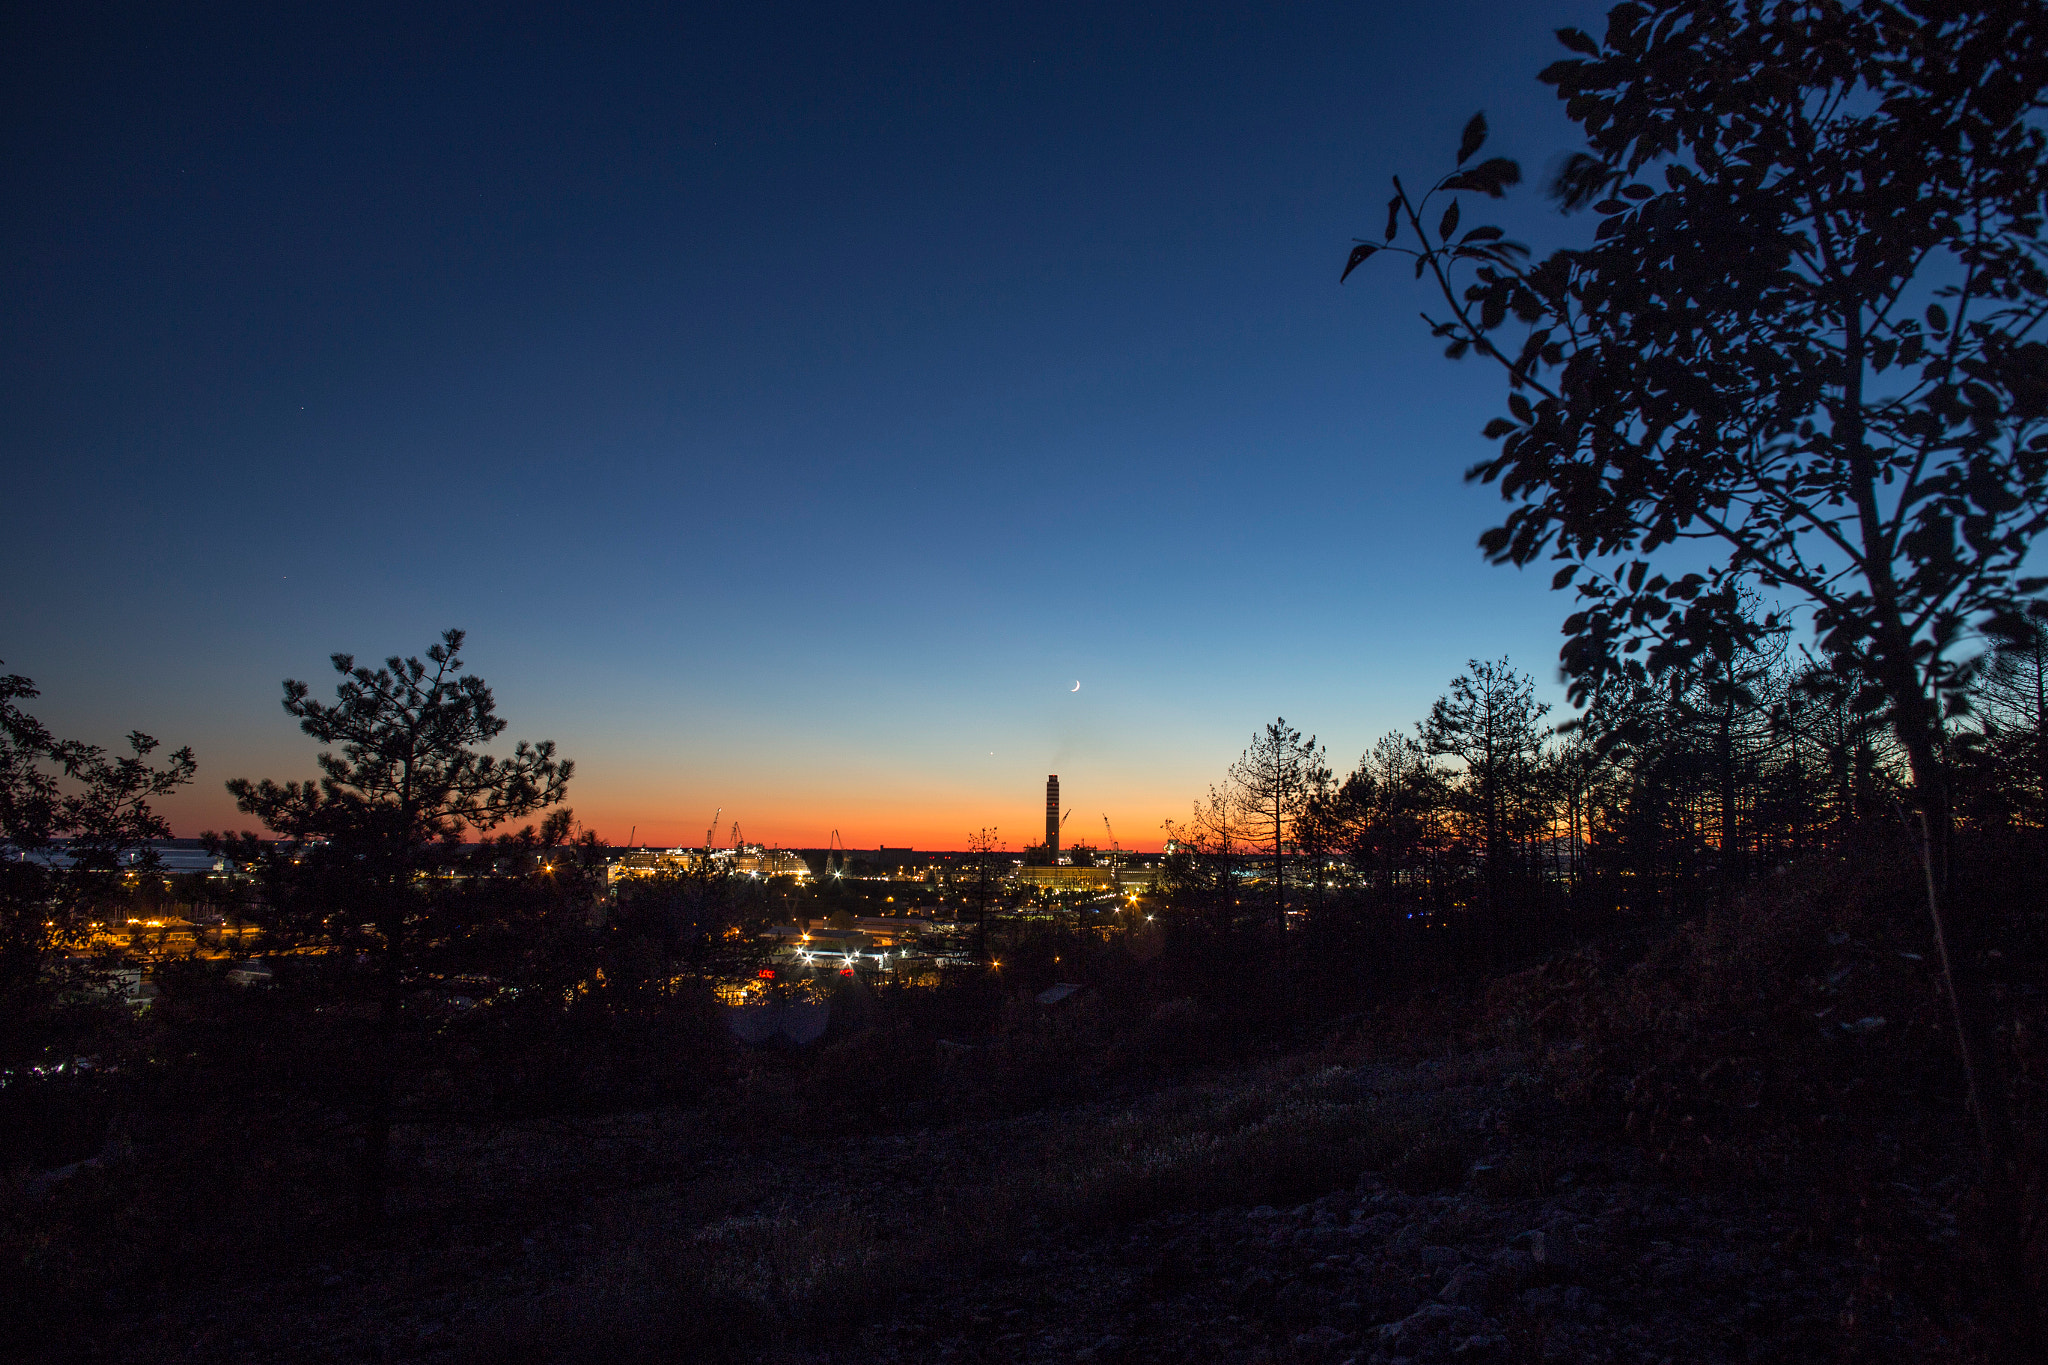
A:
[[1, 0, 1611, 851]]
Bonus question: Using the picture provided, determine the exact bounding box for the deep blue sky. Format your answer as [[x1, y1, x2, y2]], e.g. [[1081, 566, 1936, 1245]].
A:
[[2, 0, 1606, 847]]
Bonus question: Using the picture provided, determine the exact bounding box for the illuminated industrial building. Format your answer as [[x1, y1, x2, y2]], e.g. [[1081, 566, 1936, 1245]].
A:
[[605, 845, 811, 889], [1012, 864, 1159, 892], [1045, 774, 1060, 859]]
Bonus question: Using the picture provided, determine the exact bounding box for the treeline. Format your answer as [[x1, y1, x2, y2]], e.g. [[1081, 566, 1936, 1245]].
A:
[[1164, 613, 2048, 936]]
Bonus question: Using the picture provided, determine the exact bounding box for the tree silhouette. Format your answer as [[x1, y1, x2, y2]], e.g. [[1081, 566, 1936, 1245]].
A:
[[1972, 603, 2048, 824], [1421, 660, 1548, 915], [1229, 719, 1327, 933], [219, 629, 568, 1228], [963, 827, 1005, 966], [1348, 0, 2048, 1177], [1312, 730, 1452, 911], [0, 664, 195, 994]]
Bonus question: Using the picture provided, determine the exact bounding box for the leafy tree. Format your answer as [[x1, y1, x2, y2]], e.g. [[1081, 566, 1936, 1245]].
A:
[[216, 629, 568, 1227], [0, 664, 194, 1194], [1348, 0, 2048, 1175], [0, 670, 62, 862], [1228, 718, 1327, 932], [0, 663, 195, 994]]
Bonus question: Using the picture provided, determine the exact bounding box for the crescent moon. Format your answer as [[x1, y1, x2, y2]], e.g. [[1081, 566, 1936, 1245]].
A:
[[1071, 681, 1081, 692]]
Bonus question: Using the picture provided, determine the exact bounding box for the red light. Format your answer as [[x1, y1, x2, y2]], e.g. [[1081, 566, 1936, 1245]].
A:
[[839, 967, 855, 976], [757, 969, 776, 979]]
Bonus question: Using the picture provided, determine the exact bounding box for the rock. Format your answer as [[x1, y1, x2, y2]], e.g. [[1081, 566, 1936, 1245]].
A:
[[1487, 1247, 1533, 1288], [1452, 1332, 1509, 1356], [1292, 1325, 1352, 1351], [1354, 1211, 1401, 1241], [1391, 1223, 1426, 1254], [1653, 1254, 1696, 1285], [1439, 1264, 1491, 1305], [1420, 1246, 1462, 1271], [1376, 1302, 1483, 1347]]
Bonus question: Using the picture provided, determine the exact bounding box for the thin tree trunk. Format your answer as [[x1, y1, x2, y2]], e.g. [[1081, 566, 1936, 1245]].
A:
[[1885, 650, 2009, 1182], [358, 902, 403, 1235]]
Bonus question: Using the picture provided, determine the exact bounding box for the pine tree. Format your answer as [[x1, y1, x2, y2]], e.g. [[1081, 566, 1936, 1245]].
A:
[[218, 629, 568, 1229]]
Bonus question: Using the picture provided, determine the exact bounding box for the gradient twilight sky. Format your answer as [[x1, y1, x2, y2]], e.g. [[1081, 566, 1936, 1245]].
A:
[[2, 1, 1610, 851]]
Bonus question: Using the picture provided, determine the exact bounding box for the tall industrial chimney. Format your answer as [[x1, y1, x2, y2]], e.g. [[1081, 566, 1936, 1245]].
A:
[[1045, 775, 1060, 858]]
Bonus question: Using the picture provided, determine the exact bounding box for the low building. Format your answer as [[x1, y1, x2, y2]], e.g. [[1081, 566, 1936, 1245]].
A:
[[1013, 865, 1116, 892], [1013, 863, 1160, 892], [731, 848, 810, 879], [606, 845, 811, 888]]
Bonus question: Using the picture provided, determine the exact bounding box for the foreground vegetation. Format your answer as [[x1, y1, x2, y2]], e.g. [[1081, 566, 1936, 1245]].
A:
[[6, 829, 2041, 1362]]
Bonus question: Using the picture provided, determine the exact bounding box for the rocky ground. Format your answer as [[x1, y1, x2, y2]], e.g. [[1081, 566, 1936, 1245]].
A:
[[787, 1062, 1969, 1364], [48, 1045, 1981, 1365]]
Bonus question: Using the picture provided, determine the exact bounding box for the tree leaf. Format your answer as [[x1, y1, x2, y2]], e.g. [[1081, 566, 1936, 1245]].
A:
[[1555, 26, 1599, 55], [1549, 152, 1610, 212], [1458, 111, 1487, 166], [1385, 194, 1402, 243], [1340, 242, 1378, 283], [1439, 201, 1461, 240], [1443, 157, 1522, 199]]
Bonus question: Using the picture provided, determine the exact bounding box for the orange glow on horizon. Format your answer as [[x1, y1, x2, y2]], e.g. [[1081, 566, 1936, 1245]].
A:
[[161, 790, 1173, 852]]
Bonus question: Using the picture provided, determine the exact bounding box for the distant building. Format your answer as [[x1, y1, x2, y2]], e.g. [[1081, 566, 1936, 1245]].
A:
[[731, 848, 810, 879], [1012, 863, 1160, 893], [3, 840, 232, 874], [1014, 865, 1114, 892], [605, 845, 810, 889]]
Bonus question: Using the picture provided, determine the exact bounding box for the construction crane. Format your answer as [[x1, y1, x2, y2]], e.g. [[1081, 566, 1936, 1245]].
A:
[[704, 808, 721, 852], [730, 821, 743, 850], [827, 828, 847, 877], [1103, 815, 1123, 895]]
